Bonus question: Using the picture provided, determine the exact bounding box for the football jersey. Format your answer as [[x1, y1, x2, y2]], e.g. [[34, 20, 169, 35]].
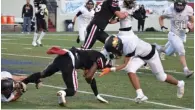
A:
[[77, 6, 95, 29], [162, 4, 193, 37], [118, 33, 152, 58], [119, 5, 139, 29], [1, 71, 15, 102], [34, 0, 47, 19], [91, 0, 120, 30], [70, 48, 107, 70]]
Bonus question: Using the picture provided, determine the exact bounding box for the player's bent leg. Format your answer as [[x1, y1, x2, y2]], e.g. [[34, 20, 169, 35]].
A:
[[97, 30, 109, 43], [147, 50, 185, 98], [82, 24, 99, 49], [37, 19, 47, 46], [125, 57, 148, 103]]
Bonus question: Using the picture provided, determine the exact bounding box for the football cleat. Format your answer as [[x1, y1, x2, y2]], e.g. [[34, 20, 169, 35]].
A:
[[184, 70, 193, 78], [96, 94, 109, 103], [76, 36, 80, 43], [32, 42, 37, 47], [135, 95, 148, 103], [177, 80, 185, 98], [57, 90, 66, 106]]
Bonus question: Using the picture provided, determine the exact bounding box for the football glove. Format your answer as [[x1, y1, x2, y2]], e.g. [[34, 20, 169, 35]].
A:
[[99, 68, 111, 77]]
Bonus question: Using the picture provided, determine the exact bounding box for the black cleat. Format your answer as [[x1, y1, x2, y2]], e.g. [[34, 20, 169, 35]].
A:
[[76, 36, 80, 43]]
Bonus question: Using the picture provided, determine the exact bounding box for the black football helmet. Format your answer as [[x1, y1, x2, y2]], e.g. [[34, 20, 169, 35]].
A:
[[1, 78, 15, 98], [104, 35, 123, 56], [174, 0, 187, 12]]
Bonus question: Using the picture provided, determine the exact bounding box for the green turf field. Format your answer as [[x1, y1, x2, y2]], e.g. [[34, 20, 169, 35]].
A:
[[1, 32, 194, 109]]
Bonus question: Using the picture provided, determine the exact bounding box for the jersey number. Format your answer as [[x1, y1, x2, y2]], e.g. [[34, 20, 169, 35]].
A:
[[174, 20, 186, 30], [95, 3, 103, 12]]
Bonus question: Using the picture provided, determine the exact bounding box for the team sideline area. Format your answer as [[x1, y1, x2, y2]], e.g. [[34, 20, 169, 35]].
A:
[[1, 32, 194, 109]]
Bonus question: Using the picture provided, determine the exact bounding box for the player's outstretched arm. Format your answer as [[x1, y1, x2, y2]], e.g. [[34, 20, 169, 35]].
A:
[[115, 11, 128, 19], [99, 57, 130, 77]]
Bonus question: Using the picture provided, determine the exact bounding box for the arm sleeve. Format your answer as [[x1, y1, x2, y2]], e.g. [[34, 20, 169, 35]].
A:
[[109, 0, 120, 13], [76, 11, 82, 17], [91, 53, 107, 69], [22, 5, 25, 17]]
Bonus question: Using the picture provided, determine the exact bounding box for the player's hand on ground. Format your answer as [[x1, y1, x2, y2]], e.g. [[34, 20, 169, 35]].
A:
[[99, 68, 111, 77]]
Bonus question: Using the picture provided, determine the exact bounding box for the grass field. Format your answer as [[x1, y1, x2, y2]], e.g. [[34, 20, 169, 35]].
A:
[[1, 32, 194, 109]]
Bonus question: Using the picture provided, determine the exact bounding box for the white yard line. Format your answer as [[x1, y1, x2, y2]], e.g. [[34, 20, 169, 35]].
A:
[[1, 33, 194, 38], [2, 42, 194, 50], [38, 84, 190, 109]]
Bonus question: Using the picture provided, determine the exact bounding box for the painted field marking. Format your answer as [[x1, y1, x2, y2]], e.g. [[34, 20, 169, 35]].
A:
[[2, 42, 194, 50], [37, 84, 190, 109]]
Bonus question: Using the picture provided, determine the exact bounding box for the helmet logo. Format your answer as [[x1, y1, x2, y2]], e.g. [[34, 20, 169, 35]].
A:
[[112, 37, 119, 48]]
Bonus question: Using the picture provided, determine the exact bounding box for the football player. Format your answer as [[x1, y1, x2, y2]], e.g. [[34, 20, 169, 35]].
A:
[[1, 71, 27, 102], [72, 0, 95, 44], [21, 46, 112, 106], [98, 0, 185, 102], [81, 0, 129, 49], [100, 34, 185, 103], [32, 0, 48, 46], [154, 0, 194, 78]]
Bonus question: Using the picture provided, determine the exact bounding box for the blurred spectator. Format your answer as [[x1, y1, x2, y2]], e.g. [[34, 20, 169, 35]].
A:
[[22, 0, 33, 34], [137, 5, 147, 32]]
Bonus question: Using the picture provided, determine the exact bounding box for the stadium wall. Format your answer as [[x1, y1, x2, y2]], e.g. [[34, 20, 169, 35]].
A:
[[1, 0, 34, 17]]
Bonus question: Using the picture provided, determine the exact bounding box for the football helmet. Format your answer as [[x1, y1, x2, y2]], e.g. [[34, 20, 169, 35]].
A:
[[1, 78, 15, 98], [104, 35, 123, 56], [124, 0, 136, 9], [174, 0, 187, 12]]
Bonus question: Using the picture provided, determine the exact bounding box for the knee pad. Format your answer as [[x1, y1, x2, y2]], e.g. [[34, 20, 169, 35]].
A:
[[156, 73, 167, 82]]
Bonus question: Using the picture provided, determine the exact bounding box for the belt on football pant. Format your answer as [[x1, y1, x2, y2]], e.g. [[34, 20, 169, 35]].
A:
[[119, 27, 132, 31]]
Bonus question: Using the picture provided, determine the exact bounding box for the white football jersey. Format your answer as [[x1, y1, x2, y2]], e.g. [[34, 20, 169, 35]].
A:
[[162, 4, 193, 37], [119, 5, 139, 29], [77, 6, 95, 29], [118, 33, 152, 58], [1, 71, 15, 102]]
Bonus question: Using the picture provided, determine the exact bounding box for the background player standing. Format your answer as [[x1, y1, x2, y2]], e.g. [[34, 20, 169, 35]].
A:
[[32, 0, 47, 47]]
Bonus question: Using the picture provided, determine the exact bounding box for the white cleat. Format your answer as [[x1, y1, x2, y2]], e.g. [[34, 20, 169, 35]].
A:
[[160, 52, 165, 60], [32, 42, 37, 47], [184, 70, 193, 78], [177, 80, 185, 98], [57, 90, 66, 106], [135, 95, 148, 103], [96, 94, 109, 103]]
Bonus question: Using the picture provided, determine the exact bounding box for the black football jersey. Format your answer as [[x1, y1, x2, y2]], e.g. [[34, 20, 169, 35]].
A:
[[70, 47, 107, 70], [91, 0, 120, 30], [34, 0, 47, 18]]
